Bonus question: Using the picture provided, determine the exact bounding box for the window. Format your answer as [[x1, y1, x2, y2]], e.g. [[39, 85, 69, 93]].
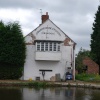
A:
[[45, 42, 48, 51], [41, 42, 44, 51], [49, 42, 52, 51], [58, 43, 60, 51], [37, 42, 40, 51], [54, 43, 56, 51], [36, 41, 60, 52]]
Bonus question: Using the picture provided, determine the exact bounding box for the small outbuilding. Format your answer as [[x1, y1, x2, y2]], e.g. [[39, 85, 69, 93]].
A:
[[83, 57, 99, 74]]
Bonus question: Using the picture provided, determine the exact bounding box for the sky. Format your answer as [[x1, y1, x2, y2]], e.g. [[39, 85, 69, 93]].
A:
[[0, 0, 99, 54]]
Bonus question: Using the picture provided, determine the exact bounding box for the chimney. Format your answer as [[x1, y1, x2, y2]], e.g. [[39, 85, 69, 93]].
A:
[[41, 12, 49, 23]]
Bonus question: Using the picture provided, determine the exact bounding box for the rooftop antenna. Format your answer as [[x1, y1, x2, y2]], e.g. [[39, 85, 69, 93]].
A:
[[40, 9, 42, 23], [40, 9, 42, 16]]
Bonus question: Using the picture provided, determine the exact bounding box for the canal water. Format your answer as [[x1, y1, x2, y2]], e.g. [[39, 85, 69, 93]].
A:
[[0, 87, 100, 100]]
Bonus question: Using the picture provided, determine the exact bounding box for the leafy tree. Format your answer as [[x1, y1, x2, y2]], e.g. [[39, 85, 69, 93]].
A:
[[75, 48, 90, 73], [0, 21, 26, 79], [90, 6, 100, 73]]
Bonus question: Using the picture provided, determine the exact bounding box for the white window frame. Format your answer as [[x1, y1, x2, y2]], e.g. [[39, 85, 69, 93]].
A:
[[36, 41, 60, 52]]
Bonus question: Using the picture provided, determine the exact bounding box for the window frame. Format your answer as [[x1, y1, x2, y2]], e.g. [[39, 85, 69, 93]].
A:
[[36, 41, 61, 52]]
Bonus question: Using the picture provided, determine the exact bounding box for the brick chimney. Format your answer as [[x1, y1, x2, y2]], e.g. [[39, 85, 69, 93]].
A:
[[42, 12, 49, 23]]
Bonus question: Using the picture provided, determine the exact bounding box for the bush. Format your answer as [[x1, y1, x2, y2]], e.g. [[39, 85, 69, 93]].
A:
[[0, 21, 26, 79], [0, 66, 23, 79], [75, 73, 100, 81]]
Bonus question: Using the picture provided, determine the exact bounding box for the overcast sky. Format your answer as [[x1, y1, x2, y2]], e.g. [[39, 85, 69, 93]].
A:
[[0, 0, 99, 54]]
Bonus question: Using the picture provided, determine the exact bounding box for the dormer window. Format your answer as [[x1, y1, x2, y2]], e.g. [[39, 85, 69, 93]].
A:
[[36, 41, 60, 52]]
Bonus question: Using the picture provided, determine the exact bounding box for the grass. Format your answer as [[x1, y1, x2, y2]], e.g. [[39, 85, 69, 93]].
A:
[[28, 81, 47, 87], [75, 73, 100, 82], [0, 80, 48, 87]]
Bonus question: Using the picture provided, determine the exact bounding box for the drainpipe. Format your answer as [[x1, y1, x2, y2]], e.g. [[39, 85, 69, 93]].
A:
[[73, 48, 75, 81]]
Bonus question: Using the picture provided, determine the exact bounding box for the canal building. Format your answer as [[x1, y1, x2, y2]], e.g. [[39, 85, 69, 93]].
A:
[[24, 12, 76, 81]]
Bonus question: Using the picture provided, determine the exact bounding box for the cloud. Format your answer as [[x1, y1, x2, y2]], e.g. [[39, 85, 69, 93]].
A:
[[0, 8, 41, 35], [0, 0, 99, 54], [0, 0, 46, 9]]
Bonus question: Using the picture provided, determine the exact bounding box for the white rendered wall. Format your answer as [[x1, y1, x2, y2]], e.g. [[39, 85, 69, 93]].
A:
[[24, 44, 73, 80], [35, 52, 61, 61]]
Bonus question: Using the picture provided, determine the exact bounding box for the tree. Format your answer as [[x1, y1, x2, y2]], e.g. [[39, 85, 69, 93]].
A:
[[75, 48, 90, 73], [0, 21, 26, 79], [90, 6, 100, 73]]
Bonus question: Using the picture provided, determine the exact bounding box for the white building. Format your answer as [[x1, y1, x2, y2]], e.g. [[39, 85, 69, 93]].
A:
[[24, 12, 76, 81]]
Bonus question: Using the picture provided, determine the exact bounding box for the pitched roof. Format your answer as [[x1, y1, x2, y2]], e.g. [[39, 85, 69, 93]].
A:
[[25, 18, 76, 45], [83, 57, 99, 67]]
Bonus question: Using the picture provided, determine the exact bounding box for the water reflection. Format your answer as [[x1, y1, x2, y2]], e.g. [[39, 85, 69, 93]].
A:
[[0, 87, 22, 100], [0, 87, 100, 100]]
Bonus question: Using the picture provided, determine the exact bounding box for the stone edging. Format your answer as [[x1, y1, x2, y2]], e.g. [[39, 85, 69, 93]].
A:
[[53, 82, 100, 89], [0, 80, 100, 89]]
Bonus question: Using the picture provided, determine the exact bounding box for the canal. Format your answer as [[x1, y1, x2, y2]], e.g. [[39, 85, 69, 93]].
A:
[[0, 87, 100, 100]]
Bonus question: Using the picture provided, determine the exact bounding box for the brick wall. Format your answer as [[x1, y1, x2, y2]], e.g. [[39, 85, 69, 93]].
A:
[[42, 12, 49, 23], [64, 38, 70, 46], [83, 57, 99, 74]]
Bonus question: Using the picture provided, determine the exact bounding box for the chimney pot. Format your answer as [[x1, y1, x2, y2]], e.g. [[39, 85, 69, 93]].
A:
[[41, 12, 49, 23], [46, 12, 48, 15]]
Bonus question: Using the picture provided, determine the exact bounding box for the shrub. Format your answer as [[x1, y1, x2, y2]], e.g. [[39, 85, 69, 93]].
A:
[[0, 21, 26, 79], [75, 73, 96, 81]]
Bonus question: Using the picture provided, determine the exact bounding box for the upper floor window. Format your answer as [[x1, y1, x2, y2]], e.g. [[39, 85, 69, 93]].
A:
[[37, 42, 40, 51], [45, 42, 48, 51], [54, 43, 56, 51], [49, 42, 52, 51], [36, 41, 60, 52], [41, 42, 44, 51], [58, 43, 60, 51]]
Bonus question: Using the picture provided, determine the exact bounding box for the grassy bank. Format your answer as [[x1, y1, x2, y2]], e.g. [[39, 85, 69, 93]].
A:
[[0, 80, 100, 89], [0, 80, 64, 87], [75, 73, 100, 82]]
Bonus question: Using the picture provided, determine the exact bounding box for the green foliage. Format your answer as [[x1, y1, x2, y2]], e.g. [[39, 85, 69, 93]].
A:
[[90, 6, 100, 70], [0, 66, 23, 79], [28, 82, 47, 87], [75, 48, 91, 73], [0, 21, 26, 79], [75, 73, 100, 81]]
